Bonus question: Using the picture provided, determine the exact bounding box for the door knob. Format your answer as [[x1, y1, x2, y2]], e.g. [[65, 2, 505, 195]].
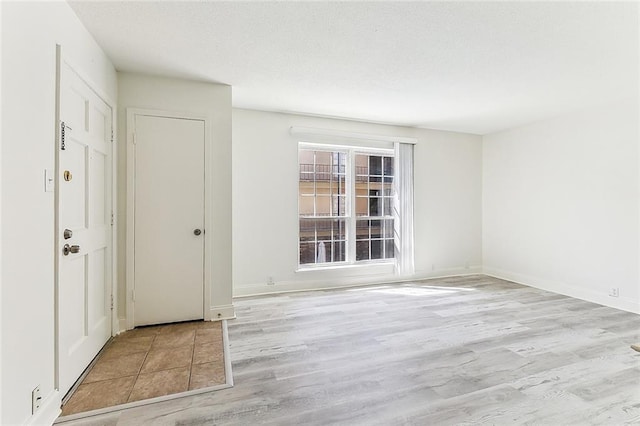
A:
[[63, 244, 80, 256], [193, 229, 202, 236], [63, 229, 73, 239]]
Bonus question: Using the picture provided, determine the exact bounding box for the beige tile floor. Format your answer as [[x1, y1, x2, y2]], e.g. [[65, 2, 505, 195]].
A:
[[61, 320, 226, 416]]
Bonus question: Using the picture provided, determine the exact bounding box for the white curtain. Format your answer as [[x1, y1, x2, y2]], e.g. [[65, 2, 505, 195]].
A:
[[393, 142, 415, 276], [317, 241, 327, 263]]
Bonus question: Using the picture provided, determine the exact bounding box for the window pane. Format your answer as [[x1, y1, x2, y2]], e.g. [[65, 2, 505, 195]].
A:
[[333, 152, 346, 176], [329, 181, 338, 196], [303, 219, 314, 235], [299, 149, 314, 162], [356, 219, 370, 239], [332, 241, 346, 262], [370, 220, 382, 238], [299, 149, 347, 219], [356, 240, 369, 261], [316, 185, 330, 195], [369, 183, 381, 195], [356, 196, 368, 216], [299, 150, 314, 177], [317, 241, 330, 263], [317, 225, 332, 241], [355, 154, 368, 174], [335, 219, 346, 240], [314, 152, 331, 181], [369, 156, 382, 176], [383, 156, 394, 177], [338, 152, 347, 169], [299, 219, 347, 265], [371, 240, 383, 260], [384, 219, 394, 238], [384, 239, 395, 259], [315, 166, 331, 181], [383, 197, 393, 216], [369, 156, 382, 182], [299, 196, 314, 216], [316, 195, 331, 216], [299, 181, 314, 196], [299, 242, 316, 264], [315, 150, 331, 164], [369, 197, 381, 216], [335, 176, 346, 195], [333, 195, 346, 216]]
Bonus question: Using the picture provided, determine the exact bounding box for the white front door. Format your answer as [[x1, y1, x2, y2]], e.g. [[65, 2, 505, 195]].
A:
[[57, 60, 113, 396], [133, 114, 205, 326]]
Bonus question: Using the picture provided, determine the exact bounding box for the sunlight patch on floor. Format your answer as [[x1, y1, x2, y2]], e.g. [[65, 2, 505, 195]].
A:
[[347, 284, 476, 296]]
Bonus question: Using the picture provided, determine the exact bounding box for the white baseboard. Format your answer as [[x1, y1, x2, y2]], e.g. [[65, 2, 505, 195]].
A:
[[233, 266, 483, 297], [483, 266, 640, 314], [27, 389, 61, 426], [117, 318, 128, 334], [209, 304, 236, 320]]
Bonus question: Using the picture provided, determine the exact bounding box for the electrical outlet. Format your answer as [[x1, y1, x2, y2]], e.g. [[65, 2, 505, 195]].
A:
[[609, 287, 619, 297], [267, 277, 275, 285], [32, 386, 42, 414]]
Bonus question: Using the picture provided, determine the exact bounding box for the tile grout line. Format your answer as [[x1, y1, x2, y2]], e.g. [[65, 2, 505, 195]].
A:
[[188, 326, 199, 390], [125, 331, 157, 403]]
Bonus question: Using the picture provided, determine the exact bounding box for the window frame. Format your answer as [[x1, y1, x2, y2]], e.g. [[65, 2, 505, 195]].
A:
[[298, 142, 395, 269]]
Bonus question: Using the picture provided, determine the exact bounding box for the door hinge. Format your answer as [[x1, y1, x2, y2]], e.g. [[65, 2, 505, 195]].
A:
[[111, 129, 114, 143], [132, 289, 135, 302], [110, 212, 114, 226], [110, 294, 114, 310], [132, 133, 136, 145]]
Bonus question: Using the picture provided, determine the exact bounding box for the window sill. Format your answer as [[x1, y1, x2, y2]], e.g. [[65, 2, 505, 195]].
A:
[[296, 260, 395, 273]]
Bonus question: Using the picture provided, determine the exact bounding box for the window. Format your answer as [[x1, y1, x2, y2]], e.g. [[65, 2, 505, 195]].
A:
[[299, 144, 395, 267]]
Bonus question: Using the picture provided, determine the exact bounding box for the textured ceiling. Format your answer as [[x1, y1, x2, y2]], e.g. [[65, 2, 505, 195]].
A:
[[69, 1, 638, 135]]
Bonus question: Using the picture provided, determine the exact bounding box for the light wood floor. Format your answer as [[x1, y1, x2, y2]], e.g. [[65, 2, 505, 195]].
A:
[[61, 275, 640, 425]]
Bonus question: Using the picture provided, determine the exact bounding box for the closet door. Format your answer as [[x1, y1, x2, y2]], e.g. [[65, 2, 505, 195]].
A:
[[133, 114, 205, 326]]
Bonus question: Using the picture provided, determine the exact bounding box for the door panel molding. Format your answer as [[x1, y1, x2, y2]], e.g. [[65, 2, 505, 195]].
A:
[[126, 108, 213, 329]]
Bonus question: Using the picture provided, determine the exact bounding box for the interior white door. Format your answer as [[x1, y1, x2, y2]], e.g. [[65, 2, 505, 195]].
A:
[[133, 114, 205, 326], [58, 60, 112, 397]]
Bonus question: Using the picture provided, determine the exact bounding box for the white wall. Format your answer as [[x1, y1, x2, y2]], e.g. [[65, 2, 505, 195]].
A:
[[117, 73, 234, 324], [232, 109, 483, 295], [1, 2, 117, 424], [483, 98, 640, 313]]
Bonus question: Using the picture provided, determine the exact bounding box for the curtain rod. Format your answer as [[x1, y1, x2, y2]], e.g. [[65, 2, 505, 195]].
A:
[[290, 126, 418, 144]]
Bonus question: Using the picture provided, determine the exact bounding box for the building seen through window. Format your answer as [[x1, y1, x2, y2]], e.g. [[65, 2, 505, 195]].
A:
[[299, 146, 394, 266]]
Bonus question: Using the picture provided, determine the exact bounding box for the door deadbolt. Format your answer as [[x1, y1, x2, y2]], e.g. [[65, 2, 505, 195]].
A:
[[63, 229, 73, 239], [193, 229, 202, 236], [63, 244, 80, 256], [63, 170, 72, 181]]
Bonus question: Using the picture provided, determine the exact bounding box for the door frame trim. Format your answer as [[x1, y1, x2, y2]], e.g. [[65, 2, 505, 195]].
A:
[[54, 45, 118, 392], [125, 108, 213, 329]]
